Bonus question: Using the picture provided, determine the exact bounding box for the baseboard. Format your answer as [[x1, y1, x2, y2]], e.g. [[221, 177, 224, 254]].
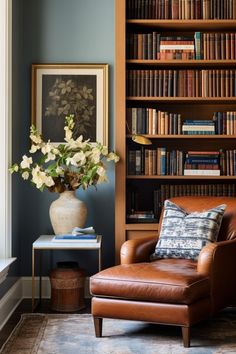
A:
[[0, 276, 91, 328], [22, 276, 91, 299], [0, 279, 22, 330]]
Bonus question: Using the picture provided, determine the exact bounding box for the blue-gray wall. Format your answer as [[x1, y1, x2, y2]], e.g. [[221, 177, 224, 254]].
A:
[[12, 0, 115, 277]]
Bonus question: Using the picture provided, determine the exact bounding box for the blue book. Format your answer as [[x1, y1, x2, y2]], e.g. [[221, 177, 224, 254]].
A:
[[183, 120, 214, 125], [185, 158, 219, 164], [53, 234, 97, 242]]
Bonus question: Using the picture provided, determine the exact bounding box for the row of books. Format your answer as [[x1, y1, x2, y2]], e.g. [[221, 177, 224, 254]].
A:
[[127, 107, 182, 135], [153, 182, 236, 218], [127, 108, 236, 135], [127, 148, 236, 176], [213, 112, 236, 135], [200, 33, 236, 60], [126, 0, 236, 19], [127, 69, 236, 97], [127, 32, 236, 60], [127, 183, 236, 221]]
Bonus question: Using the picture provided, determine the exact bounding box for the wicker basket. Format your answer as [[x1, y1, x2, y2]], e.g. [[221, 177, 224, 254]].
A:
[[49, 264, 86, 312]]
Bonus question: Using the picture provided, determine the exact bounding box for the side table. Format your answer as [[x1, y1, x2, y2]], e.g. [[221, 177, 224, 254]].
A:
[[32, 234, 102, 312]]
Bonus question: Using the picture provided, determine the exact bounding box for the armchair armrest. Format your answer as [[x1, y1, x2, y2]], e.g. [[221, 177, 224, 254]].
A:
[[120, 236, 157, 265], [197, 238, 236, 311]]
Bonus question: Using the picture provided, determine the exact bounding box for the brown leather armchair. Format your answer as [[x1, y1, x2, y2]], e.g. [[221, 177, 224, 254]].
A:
[[90, 197, 236, 347]]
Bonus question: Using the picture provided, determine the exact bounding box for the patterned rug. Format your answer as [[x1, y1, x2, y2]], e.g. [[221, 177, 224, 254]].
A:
[[1, 309, 236, 354]]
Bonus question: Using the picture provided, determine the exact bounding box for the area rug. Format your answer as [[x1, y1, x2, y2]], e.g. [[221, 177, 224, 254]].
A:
[[1, 309, 236, 354]]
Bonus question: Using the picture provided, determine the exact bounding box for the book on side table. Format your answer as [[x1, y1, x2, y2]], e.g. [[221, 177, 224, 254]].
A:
[[52, 226, 98, 242]]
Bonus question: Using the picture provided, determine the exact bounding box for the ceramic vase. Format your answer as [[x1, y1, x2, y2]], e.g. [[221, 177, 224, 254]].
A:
[[49, 190, 87, 234]]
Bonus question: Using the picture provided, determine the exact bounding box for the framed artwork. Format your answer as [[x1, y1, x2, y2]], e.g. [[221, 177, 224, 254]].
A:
[[31, 63, 108, 145]]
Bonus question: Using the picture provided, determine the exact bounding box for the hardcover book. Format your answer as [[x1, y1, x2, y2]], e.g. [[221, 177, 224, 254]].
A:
[[52, 234, 98, 242]]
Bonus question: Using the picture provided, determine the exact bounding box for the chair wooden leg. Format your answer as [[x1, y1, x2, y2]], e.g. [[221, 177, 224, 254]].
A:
[[182, 326, 190, 348], [93, 317, 103, 337]]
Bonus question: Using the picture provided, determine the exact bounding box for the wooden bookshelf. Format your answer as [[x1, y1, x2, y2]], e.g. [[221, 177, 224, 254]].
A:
[[115, 0, 236, 263]]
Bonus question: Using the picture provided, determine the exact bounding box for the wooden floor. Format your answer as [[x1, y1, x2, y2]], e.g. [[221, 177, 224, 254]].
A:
[[0, 298, 91, 349]]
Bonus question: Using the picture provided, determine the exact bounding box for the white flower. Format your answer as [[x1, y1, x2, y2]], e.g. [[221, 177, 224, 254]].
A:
[[29, 144, 40, 153], [31, 166, 55, 189], [107, 152, 120, 163], [20, 155, 33, 169], [30, 133, 42, 145], [45, 152, 56, 162], [66, 151, 86, 167], [64, 126, 73, 142], [52, 148, 59, 155], [101, 146, 108, 156], [22, 171, 29, 180], [41, 142, 53, 155], [44, 176, 55, 187], [97, 166, 106, 176], [91, 148, 101, 164]]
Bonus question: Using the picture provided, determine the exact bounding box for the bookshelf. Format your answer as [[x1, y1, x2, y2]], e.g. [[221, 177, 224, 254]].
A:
[[115, 0, 236, 263]]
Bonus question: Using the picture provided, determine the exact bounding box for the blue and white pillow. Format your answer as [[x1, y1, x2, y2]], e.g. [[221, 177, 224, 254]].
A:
[[151, 200, 226, 261]]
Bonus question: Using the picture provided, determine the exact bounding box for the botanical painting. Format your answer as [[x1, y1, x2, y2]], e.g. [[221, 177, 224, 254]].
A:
[[31, 64, 108, 145]]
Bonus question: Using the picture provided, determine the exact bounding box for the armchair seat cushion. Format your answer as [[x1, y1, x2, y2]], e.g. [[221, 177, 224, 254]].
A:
[[90, 259, 210, 305]]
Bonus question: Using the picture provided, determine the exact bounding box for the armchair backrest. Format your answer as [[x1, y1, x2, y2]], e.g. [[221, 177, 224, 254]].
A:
[[159, 197, 236, 242]]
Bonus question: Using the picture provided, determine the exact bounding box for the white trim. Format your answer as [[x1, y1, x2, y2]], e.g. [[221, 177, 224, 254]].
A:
[[22, 276, 91, 299], [0, 258, 16, 285], [0, 277, 91, 329], [0, 0, 12, 258], [0, 279, 22, 330]]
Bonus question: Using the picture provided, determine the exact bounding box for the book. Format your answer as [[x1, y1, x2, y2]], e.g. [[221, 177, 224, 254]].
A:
[[184, 169, 221, 176], [52, 234, 98, 242]]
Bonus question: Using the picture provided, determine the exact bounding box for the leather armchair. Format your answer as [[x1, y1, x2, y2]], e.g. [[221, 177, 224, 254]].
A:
[[90, 197, 236, 347]]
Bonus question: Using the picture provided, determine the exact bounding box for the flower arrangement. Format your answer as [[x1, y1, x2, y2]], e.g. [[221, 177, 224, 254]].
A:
[[10, 115, 119, 193]]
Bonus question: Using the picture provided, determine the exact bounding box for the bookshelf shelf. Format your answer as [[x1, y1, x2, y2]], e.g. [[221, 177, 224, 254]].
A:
[[127, 175, 236, 180], [125, 223, 159, 231], [127, 19, 236, 30], [127, 97, 236, 104], [127, 60, 236, 67], [127, 135, 236, 139], [127, 97, 236, 102], [115, 0, 236, 263]]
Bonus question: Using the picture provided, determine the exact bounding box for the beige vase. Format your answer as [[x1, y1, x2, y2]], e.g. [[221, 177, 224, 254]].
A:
[[49, 190, 87, 235]]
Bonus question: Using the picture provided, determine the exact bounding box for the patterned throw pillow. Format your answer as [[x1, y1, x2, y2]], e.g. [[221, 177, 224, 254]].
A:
[[151, 200, 226, 261]]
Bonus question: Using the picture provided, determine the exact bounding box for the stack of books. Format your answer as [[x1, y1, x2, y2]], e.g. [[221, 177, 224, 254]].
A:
[[184, 151, 220, 176], [160, 36, 195, 60], [52, 227, 98, 243], [127, 210, 157, 223], [182, 120, 216, 135]]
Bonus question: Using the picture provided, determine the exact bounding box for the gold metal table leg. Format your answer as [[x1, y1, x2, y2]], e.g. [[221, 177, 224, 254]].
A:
[[31, 247, 35, 312], [98, 247, 102, 271]]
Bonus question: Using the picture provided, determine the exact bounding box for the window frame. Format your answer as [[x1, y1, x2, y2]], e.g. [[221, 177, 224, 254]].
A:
[[0, 0, 12, 259]]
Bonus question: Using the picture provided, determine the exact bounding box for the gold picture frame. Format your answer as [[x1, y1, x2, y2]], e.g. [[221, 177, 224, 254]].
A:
[[31, 63, 108, 145]]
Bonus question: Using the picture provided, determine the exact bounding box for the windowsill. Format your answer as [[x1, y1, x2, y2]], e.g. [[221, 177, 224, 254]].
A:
[[0, 258, 16, 285]]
